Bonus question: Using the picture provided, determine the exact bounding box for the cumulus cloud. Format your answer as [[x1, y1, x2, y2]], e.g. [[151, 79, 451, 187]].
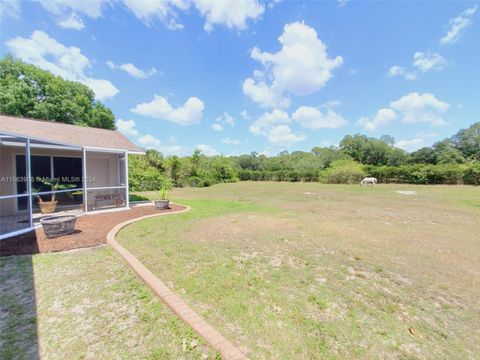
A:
[[196, 144, 220, 156], [106, 60, 157, 79], [358, 108, 397, 131], [249, 109, 305, 146], [390, 92, 449, 126], [222, 137, 241, 145], [6, 31, 118, 100], [131, 95, 204, 126], [57, 12, 85, 30], [116, 119, 139, 137], [440, 5, 477, 45], [193, 0, 264, 32], [216, 112, 235, 126], [359, 92, 450, 131], [243, 21, 343, 108], [211, 123, 223, 131], [123, 0, 263, 31], [389, 52, 446, 80], [138, 133, 186, 155], [292, 104, 347, 129]]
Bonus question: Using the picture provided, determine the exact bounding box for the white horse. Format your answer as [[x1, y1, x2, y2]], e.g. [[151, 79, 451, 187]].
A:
[[360, 177, 377, 186]]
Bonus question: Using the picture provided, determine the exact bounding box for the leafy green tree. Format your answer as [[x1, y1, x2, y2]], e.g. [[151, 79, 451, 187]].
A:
[[451, 122, 480, 160], [339, 134, 404, 166], [409, 147, 437, 164], [0, 55, 114, 129]]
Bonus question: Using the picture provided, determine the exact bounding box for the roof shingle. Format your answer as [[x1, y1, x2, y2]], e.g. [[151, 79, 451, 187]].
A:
[[0, 114, 144, 153]]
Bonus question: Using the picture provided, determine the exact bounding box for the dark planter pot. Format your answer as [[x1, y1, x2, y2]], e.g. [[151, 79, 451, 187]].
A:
[[40, 215, 77, 239], [155, 200, 170, 210]]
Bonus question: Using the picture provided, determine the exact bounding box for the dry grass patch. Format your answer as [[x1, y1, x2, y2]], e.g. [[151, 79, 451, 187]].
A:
[[0, 247, 217, 359], [120, 183, 480, 359]]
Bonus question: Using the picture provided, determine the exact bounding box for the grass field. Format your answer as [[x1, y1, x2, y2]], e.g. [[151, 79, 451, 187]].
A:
[[118, 182, 480, 359], [0, 247, 216, 359]]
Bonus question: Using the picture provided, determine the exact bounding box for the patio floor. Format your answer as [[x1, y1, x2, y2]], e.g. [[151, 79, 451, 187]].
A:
[[0, 204, 185, 256]]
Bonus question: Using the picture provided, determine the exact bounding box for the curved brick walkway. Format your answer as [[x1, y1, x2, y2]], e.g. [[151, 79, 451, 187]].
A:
[[107, 204, 248, 360]]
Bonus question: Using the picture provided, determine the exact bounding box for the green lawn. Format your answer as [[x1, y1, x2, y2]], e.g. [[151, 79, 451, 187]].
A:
[[119, 182, 480, 359], [0, 247, 217, 359]]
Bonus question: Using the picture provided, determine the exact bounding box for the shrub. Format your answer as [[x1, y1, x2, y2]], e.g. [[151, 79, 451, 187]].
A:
[[463, 164, 480, 185], [321, 159, 366, 184]]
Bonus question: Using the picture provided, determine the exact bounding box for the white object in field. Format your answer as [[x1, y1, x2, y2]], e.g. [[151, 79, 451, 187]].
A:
[[360, 177, 377, 186], [396, 191, 417, 195]]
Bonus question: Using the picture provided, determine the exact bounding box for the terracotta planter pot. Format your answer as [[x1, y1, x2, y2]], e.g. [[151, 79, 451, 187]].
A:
[[38, 201, 58, 214], [155, 200, 170, 210], [40, 215, 77, 239]]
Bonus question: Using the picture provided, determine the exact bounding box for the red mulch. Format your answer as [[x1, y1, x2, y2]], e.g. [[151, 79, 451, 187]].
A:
[[0, 204, 185, 256]]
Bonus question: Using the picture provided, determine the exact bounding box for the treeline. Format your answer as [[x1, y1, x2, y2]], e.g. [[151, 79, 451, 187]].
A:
[[129, 122, 480, 190]]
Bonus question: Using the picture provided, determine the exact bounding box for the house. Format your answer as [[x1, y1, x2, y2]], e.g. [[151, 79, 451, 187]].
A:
[[0, 115, 144, 239]]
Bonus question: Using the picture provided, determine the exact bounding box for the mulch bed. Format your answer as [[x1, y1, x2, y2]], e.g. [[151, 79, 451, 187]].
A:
[[0, 204, 185, 256]]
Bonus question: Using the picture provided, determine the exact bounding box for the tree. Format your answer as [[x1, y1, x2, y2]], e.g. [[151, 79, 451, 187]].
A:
[[409, 147, 437, 164], [339, 134, 403, 166], [451, 122, 480, 160], [0, 55, 115, 129]]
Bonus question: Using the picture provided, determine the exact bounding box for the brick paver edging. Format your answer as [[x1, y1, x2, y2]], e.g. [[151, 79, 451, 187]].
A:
[[106, 204, 248, 360]]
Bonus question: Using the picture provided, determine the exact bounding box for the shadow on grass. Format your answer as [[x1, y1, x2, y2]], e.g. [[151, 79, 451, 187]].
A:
[[0, 240, 39, 359]]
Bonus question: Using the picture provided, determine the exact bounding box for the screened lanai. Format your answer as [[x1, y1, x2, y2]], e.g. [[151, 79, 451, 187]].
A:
[[0, 115, 144, 239]]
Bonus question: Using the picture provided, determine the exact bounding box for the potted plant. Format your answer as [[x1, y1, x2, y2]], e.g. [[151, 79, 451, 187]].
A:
[[35, 179, 76, 214], [155, 183, 170, 210]]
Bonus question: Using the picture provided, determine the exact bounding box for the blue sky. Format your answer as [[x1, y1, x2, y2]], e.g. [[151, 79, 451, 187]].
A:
[[1, 0, 479, 156]]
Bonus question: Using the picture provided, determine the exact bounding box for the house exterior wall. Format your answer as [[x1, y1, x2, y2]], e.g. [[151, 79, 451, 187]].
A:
[[0, 145, 122, 216]]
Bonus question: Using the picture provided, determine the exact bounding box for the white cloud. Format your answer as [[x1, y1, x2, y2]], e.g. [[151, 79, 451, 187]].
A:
[[358, 108, 397, 131], [243, 21, 343, 108], [211, 123, 223, 131], [292, 104, 348, 129], [440, 5, 477, 45], [123, 0, 263, 31], [106, 60, 157, 79], [389, 52, 446, 80], [249, 109, 305, 146], [116, 119, 139, 137], [131, 95, 204, 126], [412, 52, 446, 72], [138, 134, 162, 148], [222, 137, 241, 145], [267, 124, 306, 146], [395, 132, 438, 152], [193, 0, 264, 32], [338, 0, 349, 7], [122, 0, 185, 30], [36, 0, 107, 18], [57, 12, 85, 30], [6, 30, 118, 100], [390, 92, 449, 126], [0, 0, 21, 22], [240, 110, 251, 120], [359, 92, 449, 131], [138, 134, 186, 155], [216, 112, 235, 126], [196, 144, 220, 156]]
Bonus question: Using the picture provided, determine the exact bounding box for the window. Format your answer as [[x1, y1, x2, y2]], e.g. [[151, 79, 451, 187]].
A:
[[15, 155, 82, 210]]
